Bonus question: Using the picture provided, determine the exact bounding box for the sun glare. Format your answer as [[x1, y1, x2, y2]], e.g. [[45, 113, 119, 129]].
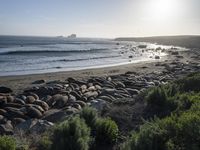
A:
[[149, 0, 176, 20]]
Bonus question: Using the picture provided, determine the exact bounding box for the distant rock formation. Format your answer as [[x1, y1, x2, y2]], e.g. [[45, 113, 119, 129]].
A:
[[67, 34, 76, 38]]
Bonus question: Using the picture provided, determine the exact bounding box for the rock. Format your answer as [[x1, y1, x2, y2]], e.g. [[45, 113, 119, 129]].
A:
[[129, 55, 133, 58], [138, 45, 147, 48], [0, 86, 13, 93], [32, 79, 45, 84], [171, 51, 179, 55], [0, 121, 14, 135], [16, 119, 53, 134], [155, 55, 160, 59], [26, 107, 43, 118]]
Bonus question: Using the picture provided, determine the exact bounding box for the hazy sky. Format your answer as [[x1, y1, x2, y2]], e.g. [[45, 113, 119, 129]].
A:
[[0, 0, 199, 38]]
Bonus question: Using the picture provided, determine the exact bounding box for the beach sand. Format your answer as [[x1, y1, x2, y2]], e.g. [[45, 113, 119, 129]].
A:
[[0, 49, 199, 94]]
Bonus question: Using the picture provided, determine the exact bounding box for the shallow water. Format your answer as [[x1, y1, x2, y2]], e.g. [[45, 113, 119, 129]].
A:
[[0, 36, 173, 76]]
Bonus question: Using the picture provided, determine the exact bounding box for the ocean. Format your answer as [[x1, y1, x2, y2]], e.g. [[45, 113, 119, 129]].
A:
[[0, 36, 169, 76]]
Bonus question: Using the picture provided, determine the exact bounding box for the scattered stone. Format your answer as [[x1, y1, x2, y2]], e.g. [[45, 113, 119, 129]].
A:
[[155, 55, 160, 59]]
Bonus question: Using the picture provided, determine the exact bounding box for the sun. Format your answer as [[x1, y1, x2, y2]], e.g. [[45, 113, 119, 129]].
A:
[[149, 0, 176, 20]]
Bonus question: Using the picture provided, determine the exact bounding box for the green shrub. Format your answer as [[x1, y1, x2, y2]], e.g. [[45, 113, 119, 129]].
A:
[[146, 86, 167, 107], [0, 136, 16, 150], [145, 86, 177, 116], [51, 117, 91, 150], [178, 72, 200, 92], [38, 135, 52, 150], [95, 118, 119, 145], [123, 111, 200, 150], [175, 111, 200, 149], [122, 120, 167, 150], [80, 107, 98, 129]]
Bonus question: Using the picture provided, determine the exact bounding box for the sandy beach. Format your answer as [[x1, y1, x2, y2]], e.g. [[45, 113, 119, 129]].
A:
[[0, 48, 199, 94]]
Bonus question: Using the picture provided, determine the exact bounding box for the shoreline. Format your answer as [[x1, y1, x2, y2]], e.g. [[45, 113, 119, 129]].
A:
[[1, 48, 199, 94], [0, 48, 199, 136], [0, 56, 168, 93]]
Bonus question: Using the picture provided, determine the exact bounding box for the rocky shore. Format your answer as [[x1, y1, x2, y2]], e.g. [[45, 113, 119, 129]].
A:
[[0, 48, 200, 135]]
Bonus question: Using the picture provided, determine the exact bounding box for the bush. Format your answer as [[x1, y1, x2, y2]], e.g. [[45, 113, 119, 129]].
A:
[[146, 86, 167, 107], [123, 111, 200, 150], [80, 107, 98, 129], [95, 118, 119, 145], [145, 86, 177, 117], [122, 120, 167, 150], [38, 135, 52, 150], [175, 111, 200, 149], [51, 117, 91, 150], [177, 72, 200, 92], [0, 135, 16, 150]]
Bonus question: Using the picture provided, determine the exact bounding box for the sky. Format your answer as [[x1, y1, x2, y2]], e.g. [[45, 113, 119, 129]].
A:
[[0, 0, 199, 38]]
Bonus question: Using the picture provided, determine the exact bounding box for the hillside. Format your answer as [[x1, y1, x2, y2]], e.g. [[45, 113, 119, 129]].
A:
[[115, 35, 200, 49]]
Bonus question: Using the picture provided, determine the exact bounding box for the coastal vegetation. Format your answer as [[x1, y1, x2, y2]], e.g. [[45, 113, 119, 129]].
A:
[[0, 72, 199, 150]]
